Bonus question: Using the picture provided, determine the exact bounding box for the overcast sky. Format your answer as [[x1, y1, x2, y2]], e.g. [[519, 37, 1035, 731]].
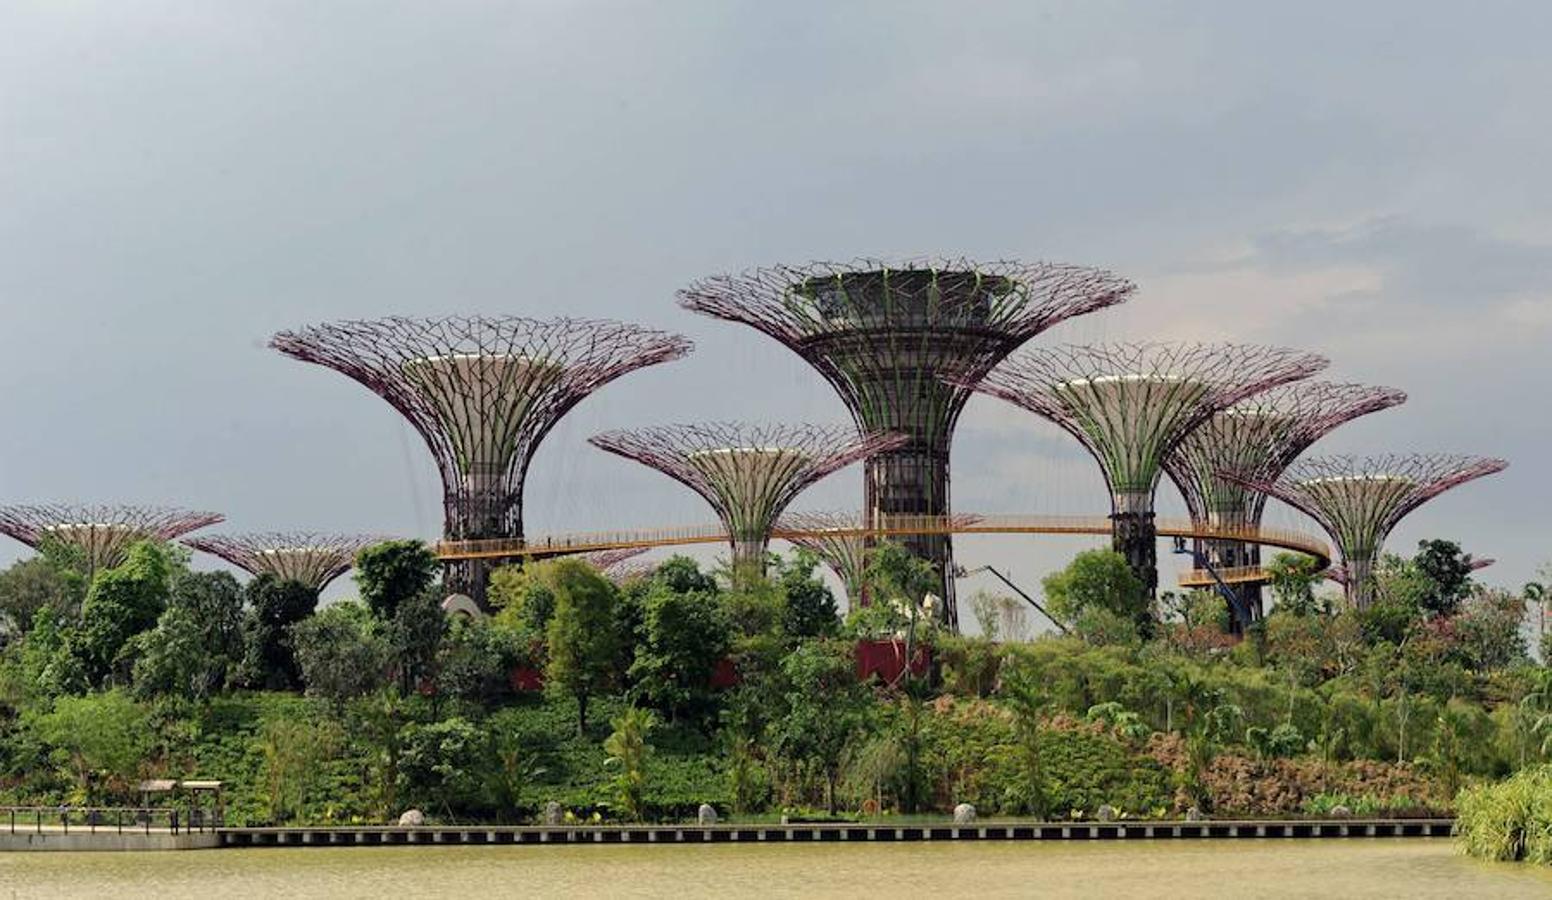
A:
[[1, 2, 1546, 617]]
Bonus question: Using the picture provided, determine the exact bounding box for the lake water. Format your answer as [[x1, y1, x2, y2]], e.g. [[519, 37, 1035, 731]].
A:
[[3, 839, 1549, 898]]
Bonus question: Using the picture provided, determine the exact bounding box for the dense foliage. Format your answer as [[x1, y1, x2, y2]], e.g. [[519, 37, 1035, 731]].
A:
[[0, 535, 1545, 830]]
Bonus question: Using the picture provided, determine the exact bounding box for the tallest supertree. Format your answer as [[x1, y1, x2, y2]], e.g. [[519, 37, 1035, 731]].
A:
[[679, 258, 1134, 626], [270, 316, 692, 602]]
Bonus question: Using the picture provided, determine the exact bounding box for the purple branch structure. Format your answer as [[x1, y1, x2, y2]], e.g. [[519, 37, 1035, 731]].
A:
[[270, 316, 692, 602], [184, 532, 389, 592], [0, 503, 224, 574], [956, 342, 1329, 596], [679, 258, 1134, 628], [777, 509, 984, 609], [573, 547, 649, 573], [1163, 382, 1406, 620], [589, 423, 908, 580], [1225, 454, 1507, 609]]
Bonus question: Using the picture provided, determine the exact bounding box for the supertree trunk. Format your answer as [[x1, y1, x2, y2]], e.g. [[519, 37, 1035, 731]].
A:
[[1346, 556, 1376, 611], [1111, 490, 1158, 597], [863, 439, 955, 618]]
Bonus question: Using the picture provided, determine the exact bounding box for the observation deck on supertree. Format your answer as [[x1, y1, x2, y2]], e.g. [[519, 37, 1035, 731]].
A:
[[0, 504, 224, 574], [777, 509, 984, 609], [270, 316, 692, 603], [588, 423, 908, 580], [956, 342, 1328, 597], [679, 258, 1134, 626], [1163, 381, 1406, 623], [1225, 453, 1507, 609], [184, 532, 388, 592]]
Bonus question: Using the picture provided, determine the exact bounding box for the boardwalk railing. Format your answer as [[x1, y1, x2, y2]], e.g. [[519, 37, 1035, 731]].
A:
[[436, 514, 1332, 570], [1, 805, 200, 835]]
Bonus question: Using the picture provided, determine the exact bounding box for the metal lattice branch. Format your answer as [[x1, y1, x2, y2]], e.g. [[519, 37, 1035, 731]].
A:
[[589, 423, 909, 575], [0, 504, 224, 573], [574, 547, 649, 572], [680, 257, 1134, 625], [777, 509, 984, 605], [958, 342, 1328, 596], [1225, 453, 1507, 609], [184, 532, 390, 592], [602, 559, 659, 585], [270, 316, 692, 599], [1165, 382, 1407, 529], [1163, 382, 1404, 619]]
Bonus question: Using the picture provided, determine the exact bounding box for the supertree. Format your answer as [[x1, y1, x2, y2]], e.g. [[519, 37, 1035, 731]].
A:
[[1225, 454, 1508, 609], [1162, 382, 1406, 623], [588, 423, 908, 580], [957, 343, 1329, 596], [776, 509, 984, 608], [679, 258, 1134, 627], [270, 316, 692, 603], [184, 532, 388, 592], [0, 504, 224, 574]]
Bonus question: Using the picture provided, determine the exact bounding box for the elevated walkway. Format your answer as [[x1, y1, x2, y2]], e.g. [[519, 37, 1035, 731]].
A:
[[435, 514, 1331, 573]]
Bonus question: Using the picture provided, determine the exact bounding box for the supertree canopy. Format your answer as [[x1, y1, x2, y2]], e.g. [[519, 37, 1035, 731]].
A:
[[1225, 454, 1507, 609], [1162, 381, 1406, 621], [184, 532, 387, 592], [679, 258, 1134, 625], [0, 504, 224, 574], [588, 423, 908, 578], [270, 316, 692, 600], [777, 509, 984, 608], [959, 343, 1329, 596]]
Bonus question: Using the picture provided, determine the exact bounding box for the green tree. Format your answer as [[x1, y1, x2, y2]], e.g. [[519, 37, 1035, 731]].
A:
[[629, 579, 730, 724], [398, 716, 485, 817], [30, 690, 150, 803], [1413, 539, 1475, 618], [75, 542, 177, 685], [388, 588, 447, 697], [1001, 659, 1051, 818], [653, 555, 718, 596], [1042, 549, 1150, 639], [1449, 587, 1528, 672], [436, 614, 509, 705], [771, 641, 870, 814], [0, 555, 86, 638], [777, 550, 840, 640], [543, 559, 622, 734], [242, 575, 320, 690], [259, 718, 338, 823], [1265, 553, 1323, 616], [603, 706, 656, 821], [356, 540, 439, 619], [130, 571, 245, 700], [291, 602, 389, 712]]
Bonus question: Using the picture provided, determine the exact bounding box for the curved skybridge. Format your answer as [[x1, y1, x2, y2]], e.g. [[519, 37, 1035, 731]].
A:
[[434, 513, 1332, 574]]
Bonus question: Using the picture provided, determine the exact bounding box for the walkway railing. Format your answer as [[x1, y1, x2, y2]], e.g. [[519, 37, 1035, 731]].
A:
[[435, 514, 1332, 571], [0, 805, 208, 835]]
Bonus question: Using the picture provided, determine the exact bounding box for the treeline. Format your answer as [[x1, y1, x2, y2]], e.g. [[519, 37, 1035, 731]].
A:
[[0, 535, 1547, 826]]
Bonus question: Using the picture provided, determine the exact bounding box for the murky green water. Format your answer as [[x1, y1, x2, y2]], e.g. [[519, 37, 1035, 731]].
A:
[[2, 839, 1549, 899]]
